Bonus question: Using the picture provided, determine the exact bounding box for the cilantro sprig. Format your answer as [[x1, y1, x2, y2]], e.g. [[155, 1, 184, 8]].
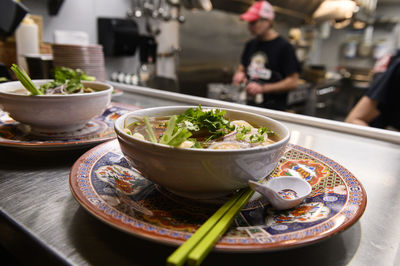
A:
[[176, 105, 235, 141], [235, 126, 251, 141], [235, 125, 276, 143]]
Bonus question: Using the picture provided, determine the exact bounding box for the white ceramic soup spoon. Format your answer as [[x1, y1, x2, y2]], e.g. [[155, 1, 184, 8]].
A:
[[248, 176, 312, 210]]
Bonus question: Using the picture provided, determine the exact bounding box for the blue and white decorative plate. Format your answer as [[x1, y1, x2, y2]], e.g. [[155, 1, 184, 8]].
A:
[[69, 140, 367, 251], [0, 102, 138, 150]]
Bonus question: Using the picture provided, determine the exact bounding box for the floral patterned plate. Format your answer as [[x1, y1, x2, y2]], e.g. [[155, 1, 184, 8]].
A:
[[69, 140, 367, 251], [0, 102, 138, 151]]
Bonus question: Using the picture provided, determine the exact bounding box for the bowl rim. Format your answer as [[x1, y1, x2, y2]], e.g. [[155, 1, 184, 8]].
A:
[[114, 105, 290, 153], [0, 79, 113, 98]]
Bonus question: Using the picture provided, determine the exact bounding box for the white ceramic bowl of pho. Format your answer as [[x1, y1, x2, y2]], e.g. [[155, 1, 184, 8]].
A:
[[114, 106, 290, 200], [0, 80, 113, 134]]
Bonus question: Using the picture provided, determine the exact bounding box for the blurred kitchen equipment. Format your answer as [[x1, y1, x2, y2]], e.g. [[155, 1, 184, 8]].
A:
[[139, 35, 157, 64], [15, 15, 39, 74], [134, 0, 185, 23], [207, 82, 266, 105], [54, 30, 89, 46], [110, 71, 139, 85], [0, 63, 11, 81], [335, 66, 371, 116], [97, 18, 139, 56], [207, 83, 246, 104], [181, 0, 212, 11], [302, 65, 326, 83], [138, 35, 157, 85], [24, 54, 53, 79], [312, 0, 357, 24], [192, 0, 212, 11], [358, 25, 374, 57], [132, 0, 143, 18], [48, 0, 65, 16], [0, 0, 28, 38], [145, 16, 161, 35], [343, 38, 358, 59], [357, 42, 373, 57], [159, 0, 171, 21], [175, 4, 185, 24], [373, 39, 388, 60], [286, 80, 310, 106]]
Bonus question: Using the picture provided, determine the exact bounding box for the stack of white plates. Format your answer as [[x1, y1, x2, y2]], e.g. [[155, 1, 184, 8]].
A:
[[52, 44, 106, 81]]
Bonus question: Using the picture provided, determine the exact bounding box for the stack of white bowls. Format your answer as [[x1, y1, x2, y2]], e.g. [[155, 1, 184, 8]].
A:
[[52, 44, 106, 81]]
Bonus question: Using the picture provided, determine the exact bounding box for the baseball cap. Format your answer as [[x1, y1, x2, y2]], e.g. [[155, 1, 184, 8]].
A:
[[240, 1, 275, 22]]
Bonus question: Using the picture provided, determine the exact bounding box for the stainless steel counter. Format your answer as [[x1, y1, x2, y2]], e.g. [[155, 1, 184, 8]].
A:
[[1, 83, 400, 266]]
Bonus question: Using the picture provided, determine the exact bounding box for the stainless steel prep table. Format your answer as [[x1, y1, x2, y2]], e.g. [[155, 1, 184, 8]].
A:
[[1, 83, 400, 266]]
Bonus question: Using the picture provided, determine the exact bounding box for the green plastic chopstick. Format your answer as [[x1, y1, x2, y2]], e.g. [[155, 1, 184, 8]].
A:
[[166, 189, 248, 266], [187, 188, 254, 266]]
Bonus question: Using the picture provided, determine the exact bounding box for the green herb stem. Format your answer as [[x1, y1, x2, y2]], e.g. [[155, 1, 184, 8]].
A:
[[167, 128, 192, 147], [11, 64, 43, 95], [143, 117, 157, 143], [160, 115, 178, 144]]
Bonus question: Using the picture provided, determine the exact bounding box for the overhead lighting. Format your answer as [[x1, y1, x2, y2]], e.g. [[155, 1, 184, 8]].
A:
[[313, 0, 357, 23], [353, 20, 366, 29], [333, 18, 352, 29]]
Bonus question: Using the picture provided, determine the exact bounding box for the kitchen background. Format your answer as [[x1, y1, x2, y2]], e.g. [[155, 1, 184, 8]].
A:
[[1, 0, 400, 122]]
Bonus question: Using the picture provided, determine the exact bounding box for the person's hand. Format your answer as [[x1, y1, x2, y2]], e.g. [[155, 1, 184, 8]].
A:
[[233, 71, 247, 85], [245, 82, 263, 95]]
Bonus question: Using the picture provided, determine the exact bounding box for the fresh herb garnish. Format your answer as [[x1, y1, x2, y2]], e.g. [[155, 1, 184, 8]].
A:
[[235, 125, 251, 141], [176, 105, 235, 141], [39, 67, 96, 94], [267, 130, 275, 136], [249, 133, 264, 143], [53, 66, 95, 83], [258, 127, 267, 135], [129, 107, 277, 148], [139, 106, 235, 148], [235, 125, 275, 143], [188, 138, 202, 148], [10, 64, 96, 95]]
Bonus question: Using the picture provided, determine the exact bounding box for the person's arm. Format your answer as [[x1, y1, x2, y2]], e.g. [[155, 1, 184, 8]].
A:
[[246, 73, 299, 95], [232, 64, 247, 85], [345, 96, 380, 126]]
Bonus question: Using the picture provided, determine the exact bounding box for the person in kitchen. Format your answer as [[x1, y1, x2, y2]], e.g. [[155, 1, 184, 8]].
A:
[[232, 0, 301, 111], [345, 52, 400, 131]]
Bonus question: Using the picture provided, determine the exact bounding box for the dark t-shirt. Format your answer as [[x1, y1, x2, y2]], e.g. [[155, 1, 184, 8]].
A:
[[241, 36, 301, 110], [366, 57, 400, 130]]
